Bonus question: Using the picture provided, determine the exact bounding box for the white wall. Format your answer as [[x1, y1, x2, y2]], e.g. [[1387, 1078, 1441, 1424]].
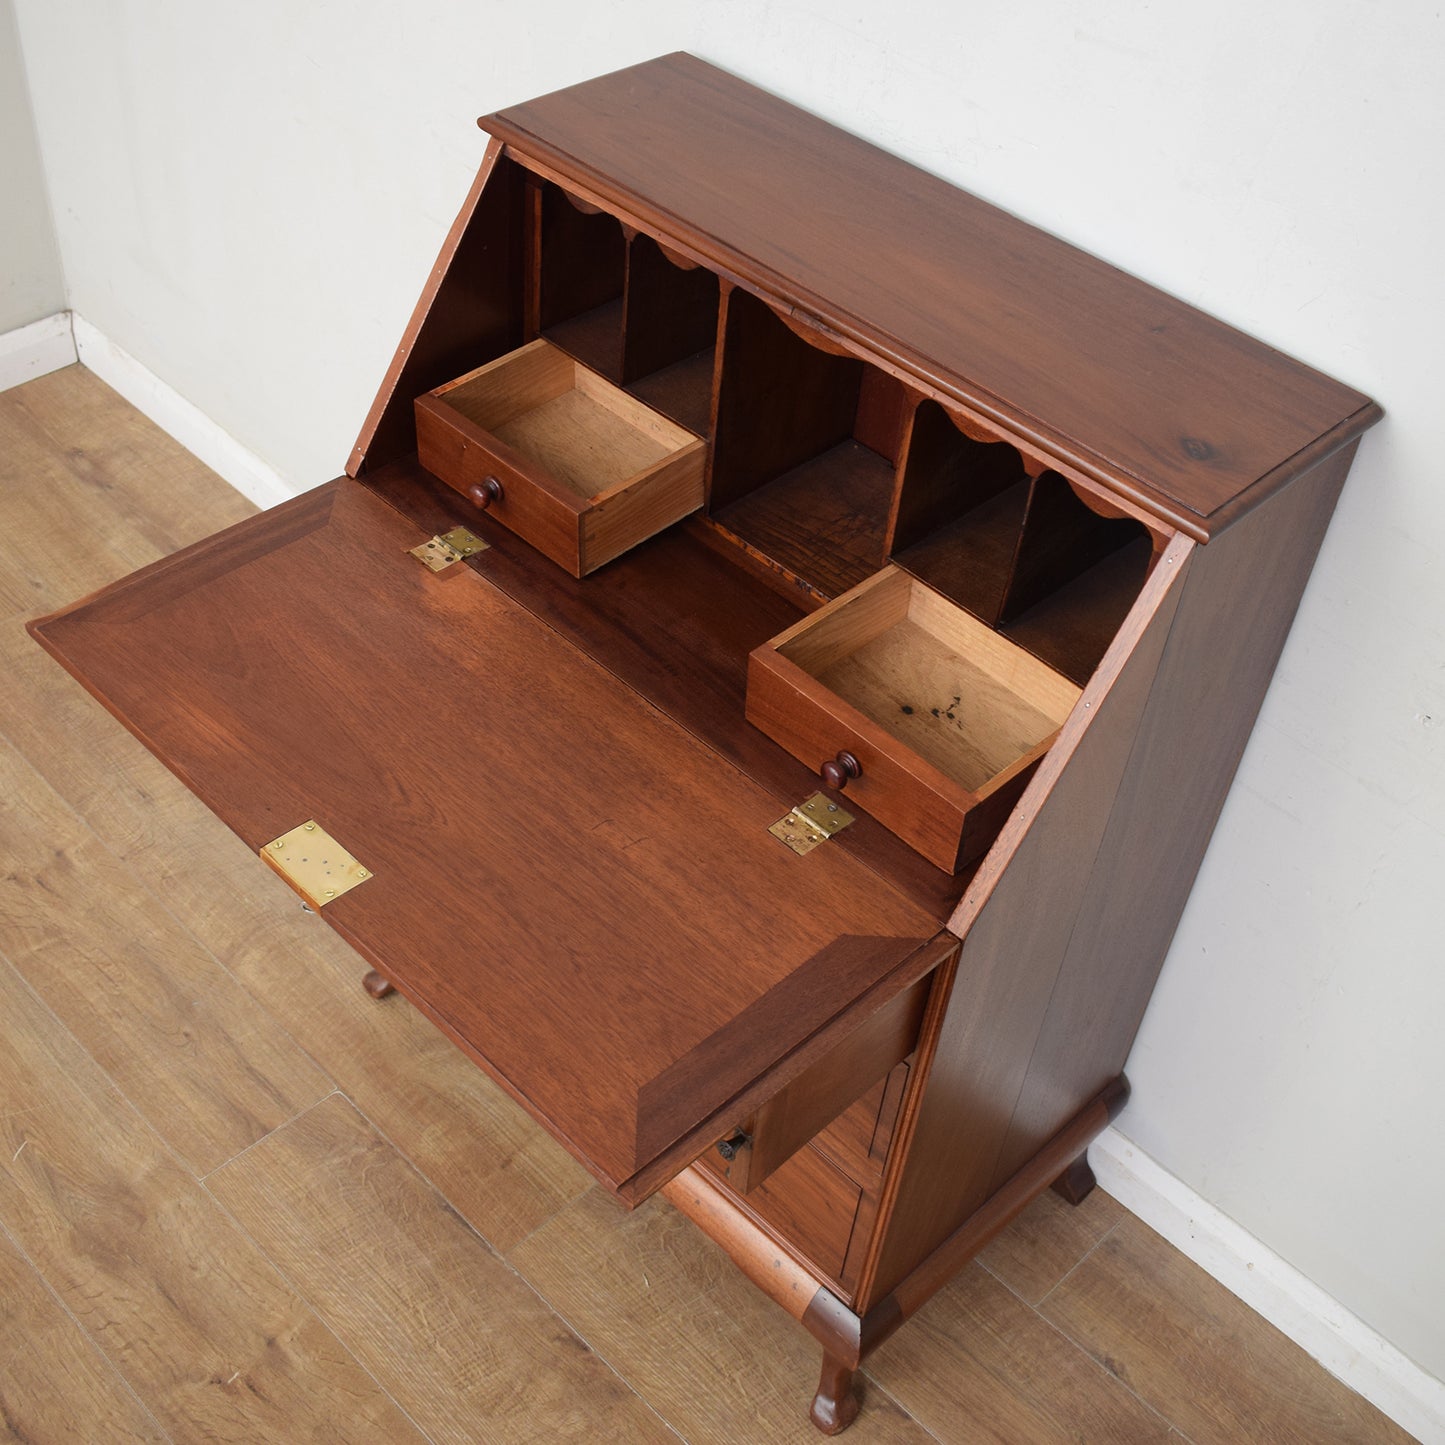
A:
[[0, 0, 62, 331], [14, 0, 1445, 1390]]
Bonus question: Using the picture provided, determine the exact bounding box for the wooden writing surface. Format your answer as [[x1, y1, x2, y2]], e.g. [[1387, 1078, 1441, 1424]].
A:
[[30, 479, 935, 1201]]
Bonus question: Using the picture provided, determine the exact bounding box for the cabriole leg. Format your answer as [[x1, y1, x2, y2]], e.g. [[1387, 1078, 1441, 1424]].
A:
[[362, 970, 395, 1000], [1050, 1150, 1096, 1206], [809, 1351, 861, 1435]]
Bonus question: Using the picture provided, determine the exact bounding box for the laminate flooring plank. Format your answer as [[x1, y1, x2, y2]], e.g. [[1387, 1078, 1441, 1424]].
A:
[[0, 1224, 170, 1444], [0, 955, 424, 1443], [864, 1261, 1173, 1444], [5, 366, 257, 556], [975, 1180, 1125, 1306], [1040, 1218, 1417, 1444], [0, 726, 331, 1177], [224, 925, 593, 1253], [207, 1093, 675, 1445], [509, 1187, 932, 1444], [0, 378, 162, 619], [1, 622, 591, 1248]]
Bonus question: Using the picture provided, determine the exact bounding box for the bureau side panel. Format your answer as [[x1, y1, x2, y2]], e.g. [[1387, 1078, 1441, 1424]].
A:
[[987, 438, 1363, 1184], [349, 142, 525, 474], [859, 539, 1191, 1305]]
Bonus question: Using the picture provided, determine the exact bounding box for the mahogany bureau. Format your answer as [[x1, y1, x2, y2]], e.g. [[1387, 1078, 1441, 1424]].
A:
[[30, 54, 1380, 1433]]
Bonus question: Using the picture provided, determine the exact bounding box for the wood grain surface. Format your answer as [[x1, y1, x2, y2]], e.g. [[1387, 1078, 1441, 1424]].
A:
[[988, 440, 1367, 1188], [0, 955, 422, 1443], [351, 140, 525, 473], [209, 1094, 675, 1444], [867, 1261, 1175, 1443], [623, 229, 721, 393], [538, 179, 627, 345], [1, 364, 255, 569], [484, 54, 1375, 534], [511, 1188, 933, 1445], [0, 734, 331, 1174], [864, 536, 1193, 1300], [0, 1228, 168, 1444], [1040, 1219, 1419, 1445], [0, 617, 595, 1255], [705, 1142, 864, 1285], [30, 476, 935, 1199], [361, 458, 969, 920], [0, 384, 163, 616], [973, 1177, 1125, 1306]]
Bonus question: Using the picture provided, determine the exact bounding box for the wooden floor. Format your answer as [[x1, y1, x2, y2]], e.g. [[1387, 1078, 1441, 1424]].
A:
[[0, 366, 1415, 1444]]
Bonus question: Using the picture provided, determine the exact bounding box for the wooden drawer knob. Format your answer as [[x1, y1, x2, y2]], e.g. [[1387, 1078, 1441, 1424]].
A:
[[716, 1130, 751, 1162], [467, 476, 504, 510], [820, 751, 861, 790]]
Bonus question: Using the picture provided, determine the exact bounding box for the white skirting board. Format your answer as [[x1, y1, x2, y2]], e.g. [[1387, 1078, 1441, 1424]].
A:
[[0, 311, 78, 392], [70, 315, 296, 510], [1093, 1128, 1445, 1444]]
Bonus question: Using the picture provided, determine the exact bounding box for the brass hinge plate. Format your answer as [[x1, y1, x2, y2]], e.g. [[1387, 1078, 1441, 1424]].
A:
[[769, 793, 855, 856], [261, 820, 373, 907], [409, 526, 488, 572]]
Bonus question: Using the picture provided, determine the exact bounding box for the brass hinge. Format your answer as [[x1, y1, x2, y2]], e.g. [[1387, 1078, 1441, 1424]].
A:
[[768, 792, 855, 856], [409, 525, 488, 572], [261, 820, 373, 907]]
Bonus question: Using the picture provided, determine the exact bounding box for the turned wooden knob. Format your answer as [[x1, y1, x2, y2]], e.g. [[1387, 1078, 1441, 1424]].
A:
[[467, 475, 504, 510], [820, 751, 861, 790]]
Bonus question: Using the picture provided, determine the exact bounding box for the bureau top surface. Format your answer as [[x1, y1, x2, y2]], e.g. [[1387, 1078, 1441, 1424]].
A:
[[484, 53, 1376, 535]]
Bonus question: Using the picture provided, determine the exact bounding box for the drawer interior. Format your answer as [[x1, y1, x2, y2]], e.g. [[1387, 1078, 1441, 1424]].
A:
[[773, 567, 1081, 798], [433, 340, 690, 500]]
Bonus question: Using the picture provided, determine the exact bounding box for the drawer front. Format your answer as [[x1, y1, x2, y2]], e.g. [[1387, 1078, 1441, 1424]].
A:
[[580, 446, 705, 573], [725, 1143, 862, 1284], [747, 567, 1076, 873], [415, 392, 585, 573], [695, 1056, 913, 1292], [415, 340, 706, 578], [703, 965, 935, 1195], [813, 1059, 910, 1186], [746, 649, 971, 871]]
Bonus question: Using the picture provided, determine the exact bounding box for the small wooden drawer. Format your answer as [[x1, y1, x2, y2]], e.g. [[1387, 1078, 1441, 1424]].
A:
[[812, 1059, 910, 1187], [715, 1143, 863, 1285], [698, 1066, 911, 1291], [704, 967, 932, 1197], [415, 338, 706, 576], [747, 566, 1081, 871]]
